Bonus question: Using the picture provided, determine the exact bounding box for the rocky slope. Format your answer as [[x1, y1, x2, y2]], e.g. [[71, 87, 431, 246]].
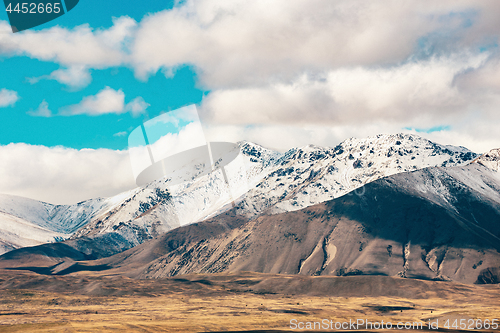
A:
[[472, 148, 500, 172]]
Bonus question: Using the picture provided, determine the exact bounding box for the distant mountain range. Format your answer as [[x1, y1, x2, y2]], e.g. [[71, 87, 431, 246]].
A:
[[0, 134, 479, 257], [1, 146, 499, 284], [1, 134, 500, 283], [0, 194, 108, 254], [115, 155, 498, 285]]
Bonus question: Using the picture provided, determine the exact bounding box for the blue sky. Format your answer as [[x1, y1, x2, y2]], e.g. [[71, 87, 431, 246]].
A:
[[0, 0, 206, 150]]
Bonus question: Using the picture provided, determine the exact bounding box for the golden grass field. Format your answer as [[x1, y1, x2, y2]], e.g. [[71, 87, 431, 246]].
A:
[[0, 270, 499, 332]]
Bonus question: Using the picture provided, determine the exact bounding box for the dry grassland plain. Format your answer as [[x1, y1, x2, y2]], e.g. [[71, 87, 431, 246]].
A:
[[0, 270, 499, 333]]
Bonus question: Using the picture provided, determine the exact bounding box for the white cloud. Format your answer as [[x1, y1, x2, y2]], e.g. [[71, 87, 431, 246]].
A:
[[0, 122, 210, 204], [0, 89, 19, 107], [3, 1, 499, 88], [192, 49, 500, 153], [129, 0, 500, 87], [0, 17, 136, 68], [131, 0, 423, 86], [0, 143, 136, 204], [27, 100, 52, 117], [61, 87, 149, 117], [125, 96, 150, 117], [49, 66, 91, 88], [61, 87, 125, 116], [28, 66, 92, 89], [200, 53, 488, 126]]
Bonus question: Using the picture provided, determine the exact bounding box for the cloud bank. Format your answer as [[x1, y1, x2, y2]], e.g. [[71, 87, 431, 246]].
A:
[[0, 143, 136, 204]]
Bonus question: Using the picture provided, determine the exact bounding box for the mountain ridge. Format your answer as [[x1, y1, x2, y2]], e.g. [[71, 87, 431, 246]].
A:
[[2, 159, 499, 284], [0, 133, 483, 255]]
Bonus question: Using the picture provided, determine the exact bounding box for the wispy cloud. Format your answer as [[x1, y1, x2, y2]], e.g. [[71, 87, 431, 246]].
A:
[[61, 87, 125, 116], [0, 89, 19, 108], [27, 100, 52, 117], [28, 66, 92, 90], [113, 131, 128, 137], [124, 96, 150, 117], [60, 87, 148, 117]]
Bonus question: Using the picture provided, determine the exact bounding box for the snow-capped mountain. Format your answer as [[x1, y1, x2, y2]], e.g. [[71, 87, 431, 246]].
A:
[[74, 159, 499, 284], [70, 142, 282, 247], [72, 134, 477, 248], [0, 194, 110, 254], [0, 133, 480, 255], [239, 133, 477, 215], [0, 142, 281, 255], [0, 194, 110, 234], [0, 211, 65, 254]]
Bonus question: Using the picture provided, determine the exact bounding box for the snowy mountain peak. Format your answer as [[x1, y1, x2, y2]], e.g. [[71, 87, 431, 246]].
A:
[[472, 148, 500, 172], [238, 141, 276, 154], [240, 133, 479, 215], [339, 133, 466, 152], [238, 140, 283, 166], [339, 133, 421, 146]]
